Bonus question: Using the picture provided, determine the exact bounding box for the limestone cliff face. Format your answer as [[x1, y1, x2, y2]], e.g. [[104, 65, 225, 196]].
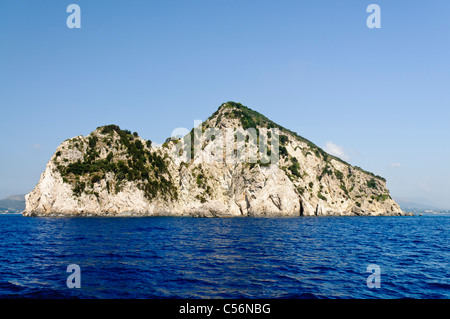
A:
[[24, 102, 403, 217]]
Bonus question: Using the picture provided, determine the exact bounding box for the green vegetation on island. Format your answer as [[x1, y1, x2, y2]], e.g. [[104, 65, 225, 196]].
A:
[[56, 124, 178, 201]]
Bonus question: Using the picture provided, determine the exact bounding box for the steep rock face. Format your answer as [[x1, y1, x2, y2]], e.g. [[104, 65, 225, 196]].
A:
[[24, 102, 403, 217]]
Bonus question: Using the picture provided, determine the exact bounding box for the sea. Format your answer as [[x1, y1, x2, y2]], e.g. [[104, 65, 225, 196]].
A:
[[0, 214, 448, 299]]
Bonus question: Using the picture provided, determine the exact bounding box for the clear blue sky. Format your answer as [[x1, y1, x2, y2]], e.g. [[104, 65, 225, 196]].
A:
[[1, 1, 449, 208]]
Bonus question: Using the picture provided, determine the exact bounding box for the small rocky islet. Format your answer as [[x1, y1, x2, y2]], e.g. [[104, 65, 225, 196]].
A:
[[23, 102, 404, 217]]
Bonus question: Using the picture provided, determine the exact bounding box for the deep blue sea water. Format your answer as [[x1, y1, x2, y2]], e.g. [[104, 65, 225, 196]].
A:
[[0, 215, 448, 299]]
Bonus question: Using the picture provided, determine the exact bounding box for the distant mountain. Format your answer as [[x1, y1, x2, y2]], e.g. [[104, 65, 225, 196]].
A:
[[0, 194, 26, 212], [393, 197, 441, 210]]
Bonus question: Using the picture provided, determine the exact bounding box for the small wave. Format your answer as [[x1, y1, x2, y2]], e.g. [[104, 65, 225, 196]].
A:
[[18, 288, 79, 299], [96, 252, 124, 258], [198, 248, 216, 254], [0, 281, 77, 299], [171, 277, 213, 286], [425, 282, 450, 290], [278, 292, 320, 299], [0, 281, 27, 292]]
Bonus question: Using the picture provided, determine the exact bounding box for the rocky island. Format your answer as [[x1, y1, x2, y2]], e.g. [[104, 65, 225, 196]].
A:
[[23, 102, 403, 217]]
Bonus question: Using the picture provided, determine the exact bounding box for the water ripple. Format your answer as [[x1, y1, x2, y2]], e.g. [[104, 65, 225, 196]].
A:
[[0, 215, 448, 299]]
